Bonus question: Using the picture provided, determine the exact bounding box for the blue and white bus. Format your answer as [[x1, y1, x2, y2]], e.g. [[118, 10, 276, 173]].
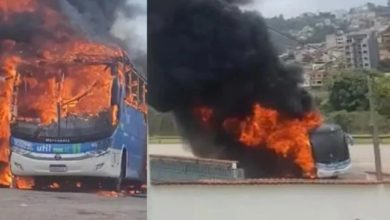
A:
[[9, 54, 147, 190]]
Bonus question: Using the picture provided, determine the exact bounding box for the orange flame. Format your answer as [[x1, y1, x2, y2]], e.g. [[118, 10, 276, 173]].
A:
[[0, 166, 12, 186], [49, 182, 60, 189], [97, 191, 119, 198], [111, 105, 119, 126], [225, 104, 322, 177], [13, 176, 34, 190], [193, 106, 214, 124], [0, 56, 20, 186]]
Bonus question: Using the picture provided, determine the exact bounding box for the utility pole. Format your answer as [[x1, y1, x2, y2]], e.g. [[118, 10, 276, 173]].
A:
[[367, 74, 383, 181]]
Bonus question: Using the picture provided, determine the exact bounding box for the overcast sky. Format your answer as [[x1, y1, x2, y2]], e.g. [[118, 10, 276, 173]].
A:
[[246, 0, 388, 18]]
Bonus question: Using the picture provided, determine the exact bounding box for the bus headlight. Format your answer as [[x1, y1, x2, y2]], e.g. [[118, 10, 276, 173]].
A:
[[11, 138, 33, 155], [12, 146, 31, 156], [86, 150, 109, 157], [96, 139, 110, 152], [87, 138, 112, 157]]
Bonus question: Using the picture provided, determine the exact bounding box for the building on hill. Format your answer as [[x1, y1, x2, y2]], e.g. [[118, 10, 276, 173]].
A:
[[344, 31, 380, 69], [301, 62, 329, 88], [326, 32, 346, 50]]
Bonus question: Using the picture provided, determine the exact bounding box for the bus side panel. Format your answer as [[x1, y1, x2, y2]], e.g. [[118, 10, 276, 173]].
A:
[[114, 105, 146, 181]]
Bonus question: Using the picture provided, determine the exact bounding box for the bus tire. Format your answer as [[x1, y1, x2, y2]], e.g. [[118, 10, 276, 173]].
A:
[[115, 149, 127, 192]]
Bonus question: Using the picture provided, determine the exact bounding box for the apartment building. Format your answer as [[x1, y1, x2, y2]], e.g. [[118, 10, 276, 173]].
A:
[[326, 33, 346, 50], [344, 31, 380, 69]]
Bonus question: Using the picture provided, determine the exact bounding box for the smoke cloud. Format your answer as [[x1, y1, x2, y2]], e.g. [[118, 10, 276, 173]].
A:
[[62, 0, 147, 75], [111, 0, 147, 75], [147, 0, 314, 178]]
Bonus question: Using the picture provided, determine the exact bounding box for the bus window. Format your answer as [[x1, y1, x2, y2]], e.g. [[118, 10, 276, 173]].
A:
[[138, 80, 144, 106], [131, 72, 139, 105], [125, 70, 131, 98], [139, 80, 147, 114]]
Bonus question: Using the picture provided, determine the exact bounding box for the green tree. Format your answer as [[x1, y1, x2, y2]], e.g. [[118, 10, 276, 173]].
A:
[[148, 108, 178, 136], [326, 70, 369, 112], [378, 59, 390, 72], [326, 111, 390, 134], [375, 76, 390, 118]]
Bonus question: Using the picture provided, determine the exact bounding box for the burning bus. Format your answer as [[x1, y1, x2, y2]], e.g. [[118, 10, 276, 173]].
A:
[[0, 0, 147, 188], [310, 123, 352, 178], [9, 53, 147, 189], [148, 0, 352, 180]]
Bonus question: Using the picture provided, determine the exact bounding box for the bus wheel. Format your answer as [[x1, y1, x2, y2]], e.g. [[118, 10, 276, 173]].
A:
[[115, 150, 127, 192]]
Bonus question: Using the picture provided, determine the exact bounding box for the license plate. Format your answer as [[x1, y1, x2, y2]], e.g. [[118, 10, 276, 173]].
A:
[[49, 164, 67, 172]]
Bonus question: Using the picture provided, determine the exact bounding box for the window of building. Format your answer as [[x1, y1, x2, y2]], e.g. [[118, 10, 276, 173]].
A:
[[362, 44, 367, 47], [363, 50, 368, 54]]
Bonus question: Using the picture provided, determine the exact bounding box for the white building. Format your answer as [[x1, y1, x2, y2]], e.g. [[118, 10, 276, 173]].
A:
[[326, 33, 346, 50]]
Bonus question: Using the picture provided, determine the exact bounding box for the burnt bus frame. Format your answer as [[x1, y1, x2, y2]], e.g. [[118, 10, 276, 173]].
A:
[[10, 52, 146, 144]]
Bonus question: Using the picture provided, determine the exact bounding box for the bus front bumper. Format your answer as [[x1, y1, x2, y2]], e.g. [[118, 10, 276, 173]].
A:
[[316, 160, 352, 178], [10, 149, 122, 177]]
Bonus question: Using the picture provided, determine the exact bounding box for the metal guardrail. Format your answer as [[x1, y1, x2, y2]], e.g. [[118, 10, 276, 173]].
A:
[[150, 155, 245, 183]]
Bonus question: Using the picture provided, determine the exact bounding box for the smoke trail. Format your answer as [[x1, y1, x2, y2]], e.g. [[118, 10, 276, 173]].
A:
[[62, 0, 147, 75], [111, 0, 147, 75], [147, 0, 315, 178]]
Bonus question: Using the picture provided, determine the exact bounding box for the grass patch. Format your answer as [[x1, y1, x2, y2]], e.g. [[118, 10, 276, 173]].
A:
[[149, 137, 182, 144], [353, 138, 390, 145]]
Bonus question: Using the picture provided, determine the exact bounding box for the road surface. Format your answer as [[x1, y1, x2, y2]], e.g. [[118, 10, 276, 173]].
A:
[[148, 143, 390, 220], [0, 188, 146, 220]]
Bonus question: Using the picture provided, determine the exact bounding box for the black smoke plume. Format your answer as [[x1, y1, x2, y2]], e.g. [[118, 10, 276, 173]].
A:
[[148, 0, 314, 178]]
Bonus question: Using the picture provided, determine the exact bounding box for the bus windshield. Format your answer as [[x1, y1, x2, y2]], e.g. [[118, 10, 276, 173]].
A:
[[11, 63, 119, 143]]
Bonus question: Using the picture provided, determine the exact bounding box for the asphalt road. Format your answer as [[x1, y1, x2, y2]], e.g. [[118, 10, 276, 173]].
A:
[[0, 189, 146, 220]]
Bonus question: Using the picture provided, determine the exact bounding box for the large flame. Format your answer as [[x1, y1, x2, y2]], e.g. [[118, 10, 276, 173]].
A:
[[0, 0, 143, 187], [195, 104, 322, 178], [0, 56, 19, 185]]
